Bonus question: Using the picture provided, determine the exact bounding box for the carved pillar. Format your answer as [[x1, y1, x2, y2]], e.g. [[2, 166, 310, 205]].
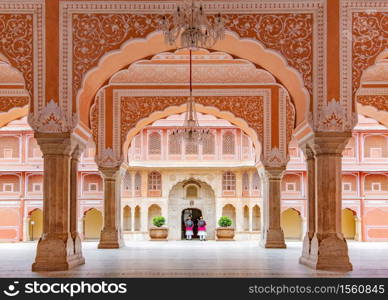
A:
[[78, 218, 84, 240], [32, 133, 85, 271], [248, 206, 253, 232], [141, 205, 148, 232], [98, 166, 124, 249], [23, 216, 30, 242], [260, 166, 286, 248], [70, 144, 84, 261], [299, 144, 316, 263], [131, 207, 135, 232], [354, 216, 362, 242], [301, 132, 353, 271], [301, 217, 307, 241]]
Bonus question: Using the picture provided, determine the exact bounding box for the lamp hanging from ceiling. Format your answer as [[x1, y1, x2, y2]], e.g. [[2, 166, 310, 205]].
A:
[[170, 49, 210, 145], [159, 0, 225, 49]]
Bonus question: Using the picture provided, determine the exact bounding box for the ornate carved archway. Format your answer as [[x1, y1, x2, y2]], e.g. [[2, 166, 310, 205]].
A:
[[88, 49, 296, 168]]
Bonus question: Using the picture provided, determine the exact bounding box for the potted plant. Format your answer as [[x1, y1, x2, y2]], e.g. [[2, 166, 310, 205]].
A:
[[216, 216, 235, 240], [149, 216, 168, 241]]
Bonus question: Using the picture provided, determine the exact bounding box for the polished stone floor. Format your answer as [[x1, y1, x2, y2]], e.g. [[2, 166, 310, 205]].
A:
[[0, 240, 387, 277]]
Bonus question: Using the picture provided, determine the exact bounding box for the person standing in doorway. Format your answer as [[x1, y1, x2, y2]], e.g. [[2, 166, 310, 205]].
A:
[[185, 216, 194, 240], [197, 216, 207, 241]]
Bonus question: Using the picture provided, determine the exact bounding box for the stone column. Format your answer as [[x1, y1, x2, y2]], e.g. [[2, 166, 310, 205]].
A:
[[236, 205, 243, 232], [354, 216, 362, 241], [301, 132, 352, 271], [23, 216, 30, 242], [32, 132, 85, 271], [141, 205, 148, 232], [248, 206, 253, 232], [260, 166, 286, 248], [131, 207, 135, 232], [70, 144, 84, 262], [98, 166, 124, 248], [78, 218, 84, 240], [301, 217, 307, 240], [299, 144, 316, 263]]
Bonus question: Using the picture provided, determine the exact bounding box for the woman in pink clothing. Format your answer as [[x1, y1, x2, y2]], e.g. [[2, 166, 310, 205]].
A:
[[197, 216, 207, 241]]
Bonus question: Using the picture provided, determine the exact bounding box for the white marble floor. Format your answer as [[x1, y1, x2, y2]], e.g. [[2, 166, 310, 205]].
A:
[[0, 240, 387, 277]]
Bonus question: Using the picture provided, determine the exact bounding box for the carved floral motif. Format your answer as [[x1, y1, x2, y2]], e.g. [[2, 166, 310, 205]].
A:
[[0, 96, 29, 112], [0, 14, 33, 97], [224, 14, 313, 93], [90, 102, 98, 145], [72, 13, 313, 101], [357, 95, 388, 111], [119, 96, 265, 146], [352, 12, 388, 95], [286, 96, 295, 148]]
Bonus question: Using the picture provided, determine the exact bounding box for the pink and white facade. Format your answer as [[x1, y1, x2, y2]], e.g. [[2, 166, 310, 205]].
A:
[[0, 114, 387, 242]]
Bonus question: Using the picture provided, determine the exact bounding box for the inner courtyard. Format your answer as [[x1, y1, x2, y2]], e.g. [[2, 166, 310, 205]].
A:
[[1, 241, 388, 278]]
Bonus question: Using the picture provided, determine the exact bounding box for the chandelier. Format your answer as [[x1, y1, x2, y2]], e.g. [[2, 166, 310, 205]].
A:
[[159, 0, 225, 49], [170, 49, 211, 145]]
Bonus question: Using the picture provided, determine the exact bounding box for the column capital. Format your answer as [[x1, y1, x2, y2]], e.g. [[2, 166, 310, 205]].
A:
[[310, 131, 352, 155], [71, 141, 86, 160], [34, 132, 72, 155], [98, 165, 122, 180], [299, 143, 314, 161], [261, 166, 286, 180]]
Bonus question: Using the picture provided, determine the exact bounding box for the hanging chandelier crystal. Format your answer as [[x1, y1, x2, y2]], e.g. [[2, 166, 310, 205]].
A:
[[159, 0, 225, 49], [170, 50, 211, 145]]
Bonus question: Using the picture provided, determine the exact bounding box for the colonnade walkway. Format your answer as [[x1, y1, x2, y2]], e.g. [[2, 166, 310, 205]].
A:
[[0, 241, 387, 277]]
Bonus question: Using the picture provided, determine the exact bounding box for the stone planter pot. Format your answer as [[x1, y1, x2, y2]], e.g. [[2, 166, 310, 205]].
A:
[[149, 227, 168, 241], [216, 227, 235, 241]]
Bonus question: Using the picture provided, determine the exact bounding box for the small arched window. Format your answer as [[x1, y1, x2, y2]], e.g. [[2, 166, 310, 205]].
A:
[[222, 132, 235, 155], [169, 134, 181, 154], [252, 172, 260, 191], [135, 172, 141, 191], [202, 133, 215, 154], [185, 141, 198, 154], [186, 185, 198, 198], [223, 171, 236, 191], [148, 132, 161, 155], [242, 172, 249, 191], [148, 171, 161, 191], [122, 171, 131, 191]]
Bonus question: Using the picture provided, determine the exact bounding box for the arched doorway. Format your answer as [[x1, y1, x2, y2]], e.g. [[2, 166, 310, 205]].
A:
[[29, 209, 43, 241], [181, 208, 202, 239], [84, 208, 103, 240], [281, 208, 302, 240], [342, 209, 356, 239], [148, 204, 162, 229], [222, 204, 236, 228], [252, 205, 261, 231], [168, 179, 216, 240], [123, 206, 131, 231]]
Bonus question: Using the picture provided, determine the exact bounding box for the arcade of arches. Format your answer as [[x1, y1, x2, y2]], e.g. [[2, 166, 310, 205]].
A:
[[0, 0, 387, 275]]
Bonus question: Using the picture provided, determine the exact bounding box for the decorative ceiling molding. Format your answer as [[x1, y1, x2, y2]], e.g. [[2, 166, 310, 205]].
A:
[[60, 0, 322, 125], [341, 0, 388, 126], [0, 0, 45, 114]]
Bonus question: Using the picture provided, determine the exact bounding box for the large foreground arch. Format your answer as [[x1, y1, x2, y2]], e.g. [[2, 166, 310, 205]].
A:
[[79, 31, 308, 128]]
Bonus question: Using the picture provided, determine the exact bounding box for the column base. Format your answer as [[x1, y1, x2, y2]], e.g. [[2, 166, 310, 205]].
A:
[[98, 228, 124, 249], [72, 232, 85, 263], [300, 233, 352, 272], [299, 232, 312, 263], [32, 234, 85, 271], [260, 228, 286, 248]]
